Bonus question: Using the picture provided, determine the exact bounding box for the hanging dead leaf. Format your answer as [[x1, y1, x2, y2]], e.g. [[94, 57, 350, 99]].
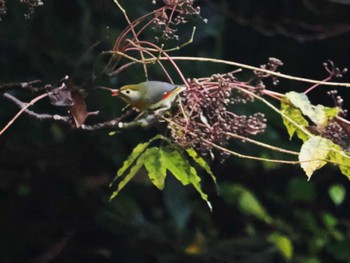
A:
[[69, 89, 88, 128]]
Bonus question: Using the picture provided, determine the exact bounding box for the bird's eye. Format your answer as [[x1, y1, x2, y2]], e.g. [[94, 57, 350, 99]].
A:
[[125, 89, 131, 94]]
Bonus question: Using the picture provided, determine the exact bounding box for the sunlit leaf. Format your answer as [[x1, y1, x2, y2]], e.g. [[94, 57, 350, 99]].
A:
[[221, 183, 272, 224], [160, 148, 191, 185], [299, 136, 332, 180], [286, 92, 339, 127], [328, 146, 350, 180], [186, 148, 217, 184], [160, 147, 211, 210], [110, 141, 150, 187], [328, 184, 346, 206], [143, 147, 167, 190], [110, 151, 147, 199], [268, 233, 293, 260], [110, 135, 211, 208], [110, 135, 165, 187], [324, 106, 341, 120], [281, 97, 309, 141]]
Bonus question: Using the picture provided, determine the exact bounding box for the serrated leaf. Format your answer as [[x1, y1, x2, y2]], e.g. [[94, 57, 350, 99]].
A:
[[268, 233, 293, 260], [328, 145, 350, 180], [299, 136, 333, 180], [160, 148, 191, 185], [186, 148, 217, 184], [143, 147, 167, 190], [281, 97, 309, 141], [160, 147, 211, 209], [110, 135, 165, 187], [110, 152, 148, 199], [110, 141, 150, 187], [188, 165, 211, 210], [221, 183, 272, 224]]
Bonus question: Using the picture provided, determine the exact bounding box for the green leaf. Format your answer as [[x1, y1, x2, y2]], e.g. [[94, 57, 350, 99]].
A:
[[109, 141, 149, 188], [143, 147, 167, 190], [186, 148, 217, 184], [324, 106, 341, 120], [281, 97, 309, 141], [110, 135, 165, 186], [328, 184, 346, 206], [299, 136, 332, 180], [285, 92, 339, 127], [160, 147, 211, 210], [268, 233, 293, 260], [160, 148, 191, 185], [328, 146, 350, 180], [188, 165, 212, 210], [322, 212, 338, 229], [110, 135, 167, 199], [110, 135, 212, 209], [110, 151, 148, 199], [221, 183, 272, 224]]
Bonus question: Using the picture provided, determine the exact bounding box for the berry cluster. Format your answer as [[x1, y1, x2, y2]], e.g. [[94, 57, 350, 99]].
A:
[[169, 73, 267, 154], [323, 90, 349, 151]]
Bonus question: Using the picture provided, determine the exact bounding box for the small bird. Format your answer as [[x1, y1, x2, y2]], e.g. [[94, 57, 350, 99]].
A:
[[112, 81, 185, 113]]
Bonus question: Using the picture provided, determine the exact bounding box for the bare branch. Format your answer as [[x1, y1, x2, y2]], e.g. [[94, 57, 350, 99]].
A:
[[0, 80, 43, 92], [2, 92, 71, 123]]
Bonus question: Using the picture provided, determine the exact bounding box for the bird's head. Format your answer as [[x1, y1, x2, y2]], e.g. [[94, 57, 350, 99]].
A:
[[112, 84, 148, 110]]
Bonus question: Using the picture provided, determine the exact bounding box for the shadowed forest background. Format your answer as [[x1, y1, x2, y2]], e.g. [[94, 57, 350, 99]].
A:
[[1, 0, 350, 262]]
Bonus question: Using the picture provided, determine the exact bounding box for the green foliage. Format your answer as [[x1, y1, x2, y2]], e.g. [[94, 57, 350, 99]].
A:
[[299, 136, 333, 180], [328, 184, 346, 206], [268, 233, 293, 261], [110, 135, 215, 210], [220, 183, 272, 224], [285, 92, 339, 128], [281, 96, 309, 141], [281, 92, 350, 180]]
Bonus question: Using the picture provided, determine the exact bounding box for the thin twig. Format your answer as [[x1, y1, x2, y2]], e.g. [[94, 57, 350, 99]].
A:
[[0, 80, 42, 92], [226, 132, 300, 156], [2, 93, 70, 123], [0, 92, 51, 135], [204, 139, 300, 164], [113, 0, 148, 79], [151, 56, 350, 87]]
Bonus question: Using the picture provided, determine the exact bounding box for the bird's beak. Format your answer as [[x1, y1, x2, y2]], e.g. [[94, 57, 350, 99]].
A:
[[111, 89, 119, 96]]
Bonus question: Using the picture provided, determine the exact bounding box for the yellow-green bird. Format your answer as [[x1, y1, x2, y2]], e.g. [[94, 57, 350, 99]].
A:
[[112, 81, 185, 112]]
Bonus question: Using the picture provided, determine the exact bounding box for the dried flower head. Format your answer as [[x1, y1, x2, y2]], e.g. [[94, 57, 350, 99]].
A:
[[20, 0, 44, 19], [152, 0, 203, 40], [256, 57, 284, 85], [0, 0, 7, 19]]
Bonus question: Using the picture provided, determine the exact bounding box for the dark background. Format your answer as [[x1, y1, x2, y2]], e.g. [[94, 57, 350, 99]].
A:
[[1, 0, 350, 262]]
